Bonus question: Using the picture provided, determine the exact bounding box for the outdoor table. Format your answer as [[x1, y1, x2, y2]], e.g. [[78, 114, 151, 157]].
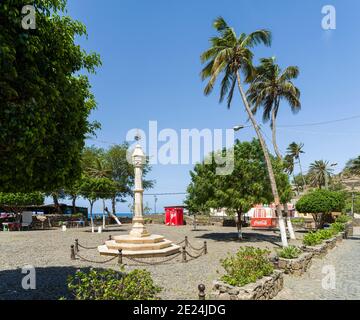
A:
[[72, 220, 85, 228]]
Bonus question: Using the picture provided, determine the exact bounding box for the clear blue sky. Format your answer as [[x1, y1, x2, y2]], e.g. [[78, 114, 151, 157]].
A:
[[52, 0, 360, 213]]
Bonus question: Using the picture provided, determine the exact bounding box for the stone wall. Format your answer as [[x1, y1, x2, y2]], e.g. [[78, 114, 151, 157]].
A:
[[209, 270, 284, 300], [278, 252, 313, 276], [345, 221, 354, 237], [302, 236, 337, 258]]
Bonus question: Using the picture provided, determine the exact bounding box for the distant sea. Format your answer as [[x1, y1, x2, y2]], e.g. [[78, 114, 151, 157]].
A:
[[88, 212, 162, 218]]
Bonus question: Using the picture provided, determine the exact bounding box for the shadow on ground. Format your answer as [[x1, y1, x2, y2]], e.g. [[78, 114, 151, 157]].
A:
[[83, 227, 126, 233], [195, 231, 283, 247], [0, 266, 100, 300]]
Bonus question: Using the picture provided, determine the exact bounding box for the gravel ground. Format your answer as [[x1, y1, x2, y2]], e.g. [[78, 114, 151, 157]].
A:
[[0, 224, 303, 300], [275, 227, 360, 300]]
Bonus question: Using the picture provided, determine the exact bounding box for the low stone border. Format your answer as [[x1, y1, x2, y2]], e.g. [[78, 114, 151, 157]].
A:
[[209, 270, 284, 300], [345, 222, 353, 238], [302, 236, 338, 258], [278, 252, 313, 276]]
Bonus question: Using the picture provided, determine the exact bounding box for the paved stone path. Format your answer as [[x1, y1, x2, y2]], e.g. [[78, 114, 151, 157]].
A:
[[276, 227, 360, 300]]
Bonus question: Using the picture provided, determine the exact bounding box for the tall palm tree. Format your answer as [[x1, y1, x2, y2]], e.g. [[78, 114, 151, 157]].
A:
[[283, 154, 299, 194], [286, 142, 306, 188], [201, 17, 288, 246], [308, 160, 335, 189], [247, 57, 301, 159]]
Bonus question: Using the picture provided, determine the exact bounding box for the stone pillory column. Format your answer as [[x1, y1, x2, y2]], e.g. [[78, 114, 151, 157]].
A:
[[129, 142, 150, 237], [97, 134, 180, 258]]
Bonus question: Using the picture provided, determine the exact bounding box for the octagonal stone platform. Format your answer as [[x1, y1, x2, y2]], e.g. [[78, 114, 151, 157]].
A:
[[98, 234, 181, 258]]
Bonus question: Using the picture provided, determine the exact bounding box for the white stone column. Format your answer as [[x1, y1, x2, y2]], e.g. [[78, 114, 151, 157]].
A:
[[129, 144, 150, 237]]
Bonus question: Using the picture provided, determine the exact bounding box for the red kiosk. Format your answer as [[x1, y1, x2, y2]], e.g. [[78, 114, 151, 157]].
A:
[[164, 206, 184, 226], [250, 205, 277, 229]]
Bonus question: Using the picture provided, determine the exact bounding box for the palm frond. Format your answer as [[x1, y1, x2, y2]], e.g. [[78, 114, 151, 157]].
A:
[[242, 30, 272, 48]]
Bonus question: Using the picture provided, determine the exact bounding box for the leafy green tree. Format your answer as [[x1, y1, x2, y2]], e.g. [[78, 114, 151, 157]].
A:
[[79, 176, 117, 231], [104, 143, 154, 213], [295, 189, 346, 228], [0, 0, 101, 192], [82, 144, 154, 214], [186, 139, 291, 238], [0, 192, 44, 215], [64, 178, 83, 214], [200, 16, 288, 246], [247, 57, 301, 159]]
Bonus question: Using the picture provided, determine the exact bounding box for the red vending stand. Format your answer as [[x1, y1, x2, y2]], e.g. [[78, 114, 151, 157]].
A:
[[250, 206, 277, 229], [164, 206, 184, 226]]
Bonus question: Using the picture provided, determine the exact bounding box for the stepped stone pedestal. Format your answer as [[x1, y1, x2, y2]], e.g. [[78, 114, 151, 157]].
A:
[[98, 234, 180, 258], [98, 139, 180, 258]]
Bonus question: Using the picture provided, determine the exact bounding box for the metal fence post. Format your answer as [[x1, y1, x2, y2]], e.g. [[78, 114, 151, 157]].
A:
[[118, 249, 123, 265], [198, 284, 206, 300], [204, 241, 207, 254], [75, 239, 79, 253], [70, 245, 76, 260], [182, 246, 187, 263], [185, 236, 188, 247], [109, 235, 112, 241]]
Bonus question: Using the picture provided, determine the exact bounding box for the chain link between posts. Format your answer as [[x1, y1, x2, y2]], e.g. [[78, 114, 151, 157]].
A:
[[72, 236, 207, 265]]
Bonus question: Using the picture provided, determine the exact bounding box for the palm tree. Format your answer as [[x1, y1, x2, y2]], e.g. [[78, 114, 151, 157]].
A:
[[201, 17, 288, 246], [247, 57, 301, 159], [286, 142, 306, 189], [283, 154, 299, 194], [308, 160, 335, 189]]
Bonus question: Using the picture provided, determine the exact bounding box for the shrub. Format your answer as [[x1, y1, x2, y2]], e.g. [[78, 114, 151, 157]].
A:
[[291, 218, 305, 225], [317, 229, 335, 240], [303, 232, 323, 246], [220, 247, 274, 287], [335, 215, 351, 224], [277, 246, 302, 259], [144, 218, 152, 224], [296, 189, 346, 229], [303, 227, 337, 246], [67, 268, 161, 300], [330, 222, 345, 233]]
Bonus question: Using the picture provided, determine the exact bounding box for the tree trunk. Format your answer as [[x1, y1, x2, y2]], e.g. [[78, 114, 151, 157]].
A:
[[292, 173, 300, 195], [112, 197, 116, 214], [298, 157, 307, 190], [236, 71, 288, 247], [90, 201, 94, 233], [105, 207, 122, 226], [52, 193, 61, 214], [102, 199, 106, 229], [271, 107, 282, 159], [72, 197, 76, 215], [284, 202, 296, 239], [237, 211, 243, 240]]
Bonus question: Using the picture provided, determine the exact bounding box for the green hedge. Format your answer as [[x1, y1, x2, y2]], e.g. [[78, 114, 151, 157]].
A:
[[67, 268, 161, 300], [302, 221, 346, 246], [220, 247, 274, 287]]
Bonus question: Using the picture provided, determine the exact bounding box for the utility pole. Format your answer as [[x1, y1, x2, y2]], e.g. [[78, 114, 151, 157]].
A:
[[352, 193, 355, 217], [154, 195, 158, 214]]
